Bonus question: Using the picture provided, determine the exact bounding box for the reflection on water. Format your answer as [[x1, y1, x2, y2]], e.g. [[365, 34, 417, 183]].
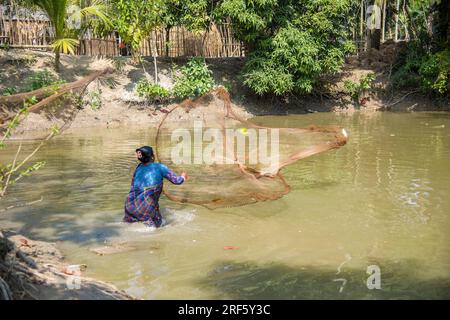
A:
[[1, 112, 449, 299]]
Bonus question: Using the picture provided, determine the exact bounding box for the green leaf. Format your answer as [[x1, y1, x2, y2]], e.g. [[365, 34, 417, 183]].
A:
[[51, 38, 79, 55]]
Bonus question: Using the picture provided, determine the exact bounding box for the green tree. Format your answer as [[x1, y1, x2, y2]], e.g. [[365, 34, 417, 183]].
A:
[[113, 0, 165, 59], [112, 0, 166, 82], [216, 0, 357, 95], [392, 0, 450, 95], [162, 0, 212, 56]]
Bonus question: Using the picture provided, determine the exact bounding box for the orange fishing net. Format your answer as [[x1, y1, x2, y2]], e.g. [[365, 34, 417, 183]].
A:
[[156, 88, 348, 209]]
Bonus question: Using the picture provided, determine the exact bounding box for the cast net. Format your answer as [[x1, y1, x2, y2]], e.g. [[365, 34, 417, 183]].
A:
[[155, 88, 348, 209]]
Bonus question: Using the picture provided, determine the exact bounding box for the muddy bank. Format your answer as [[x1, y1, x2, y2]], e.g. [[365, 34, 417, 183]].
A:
[[1, 46, 447, 139], [0, 230, 134, 300]]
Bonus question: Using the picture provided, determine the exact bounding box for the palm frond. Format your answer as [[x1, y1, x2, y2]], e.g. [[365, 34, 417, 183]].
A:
[[51, 38, 79, 54], [77, 1, 112, 26]]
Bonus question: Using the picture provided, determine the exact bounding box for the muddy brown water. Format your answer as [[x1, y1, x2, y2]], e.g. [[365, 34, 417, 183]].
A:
[[1, 111, 449, 299]]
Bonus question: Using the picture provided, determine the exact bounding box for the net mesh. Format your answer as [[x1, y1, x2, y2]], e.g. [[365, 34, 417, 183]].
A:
[[156, 88, 348, 209]]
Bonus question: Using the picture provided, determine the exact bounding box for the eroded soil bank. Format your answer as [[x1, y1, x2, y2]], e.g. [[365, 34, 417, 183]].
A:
[[0, 230, 134, 300], [1, 41, 448, 139]]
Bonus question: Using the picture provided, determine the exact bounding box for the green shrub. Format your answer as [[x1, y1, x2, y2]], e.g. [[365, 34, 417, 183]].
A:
[[26, 70, 65, 91], [393, 42, 449, 95], [393, 42, 427, 87], [343, 40, 357, 56], [2, 87, 19, 96], [221, 81, 233, 94], [87, 89, 103, 110], [135, 79, 170, 102], [419, 50, 450, 94], [344, 73, 376, 103], [0, 43, 10, 51], [172, 57, 215, 99]]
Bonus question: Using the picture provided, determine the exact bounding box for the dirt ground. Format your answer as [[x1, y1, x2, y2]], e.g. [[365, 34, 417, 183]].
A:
[[0, 230, 134, 300], [0, 51, 252, 138], [1, 43, 447, 139]]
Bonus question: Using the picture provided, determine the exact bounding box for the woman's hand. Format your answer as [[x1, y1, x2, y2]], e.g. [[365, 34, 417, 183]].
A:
[[181, 172, 188, 181]]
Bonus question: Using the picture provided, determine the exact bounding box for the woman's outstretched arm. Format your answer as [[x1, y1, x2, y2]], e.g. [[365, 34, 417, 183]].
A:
[[160, 164, 187, 185]]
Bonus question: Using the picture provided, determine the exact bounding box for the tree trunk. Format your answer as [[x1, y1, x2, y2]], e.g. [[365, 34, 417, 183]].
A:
[[404, 1, 417, 40], [153, 56, 158, 84], [403, 0, 410, 41], [395, 0, 400, 42], [381, 0, 386, 42], [151, 39, 158, 83], [54, 50, 60, 73], [165, 26, 171, 57], [360, 0, 364, 51], [131, 49, 139, 64], [426, 9, 433, 38], [366, 1, 382, 50]]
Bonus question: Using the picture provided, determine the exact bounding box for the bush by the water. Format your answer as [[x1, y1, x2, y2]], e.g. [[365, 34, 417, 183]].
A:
[[134, 57, 215, 103], [135, 79, 170, 102], [172, 57, 214, 99], [393, 42, 449, 95], [86, 89, 103, 110], [344, 73, 376, 104], [419, 50, 449, 95]]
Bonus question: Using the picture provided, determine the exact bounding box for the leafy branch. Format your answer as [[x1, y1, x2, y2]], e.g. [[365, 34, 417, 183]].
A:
[[0, 102, 60, 199]]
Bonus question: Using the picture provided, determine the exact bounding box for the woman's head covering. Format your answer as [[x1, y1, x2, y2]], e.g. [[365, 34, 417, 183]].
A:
[[136, 146, 154, 163]]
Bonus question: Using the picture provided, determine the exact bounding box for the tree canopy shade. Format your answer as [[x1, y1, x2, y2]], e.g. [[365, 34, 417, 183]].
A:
[[216, 0, 357, 95]]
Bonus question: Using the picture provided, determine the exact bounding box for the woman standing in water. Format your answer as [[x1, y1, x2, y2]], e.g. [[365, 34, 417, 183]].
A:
[[124, 146, 187, 227]]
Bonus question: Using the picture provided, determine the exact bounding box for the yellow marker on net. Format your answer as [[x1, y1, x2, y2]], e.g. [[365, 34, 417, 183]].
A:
[[238, 128, 248, 135]]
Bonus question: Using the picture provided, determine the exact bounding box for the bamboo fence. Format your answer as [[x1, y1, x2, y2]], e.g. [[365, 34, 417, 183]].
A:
[[0, 4, 51, 47], [0, 5, 244, 58], [139, 24, 244, 58]]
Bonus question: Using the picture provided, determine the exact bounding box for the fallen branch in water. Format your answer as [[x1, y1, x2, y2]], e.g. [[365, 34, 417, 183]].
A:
[[382, 90, 421, 109]]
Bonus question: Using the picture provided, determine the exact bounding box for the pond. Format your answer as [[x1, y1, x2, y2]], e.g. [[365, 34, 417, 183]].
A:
[[1, 111, 449, 299]]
